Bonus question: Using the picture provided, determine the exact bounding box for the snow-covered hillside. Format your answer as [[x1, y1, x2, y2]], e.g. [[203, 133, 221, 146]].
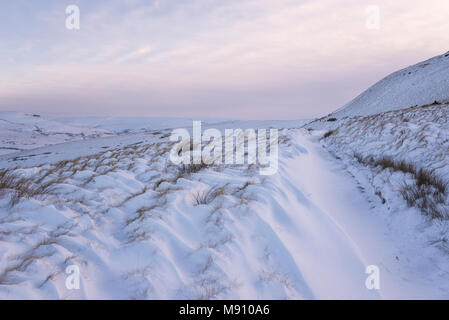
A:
[[320, 101, 449, 284], [56, 117, 307, 134], [306, 51, 449, 128], [0, 112, 113, 156], [1, 51, 449, 299], [56, 117, 222, 135], [0, 112, 307, 157], [0, 121, 448, 299]]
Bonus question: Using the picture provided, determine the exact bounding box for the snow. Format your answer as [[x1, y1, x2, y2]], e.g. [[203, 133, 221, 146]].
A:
[[0, 119, 448, 299], [56, 117, 308, 134], [322, 102, 449, 183], [306, 51, 449, 129], [1, 51, 449, 299], [0, 112, 113, 156], [0, 112, 306, 157], [319, 102, 449, 298]]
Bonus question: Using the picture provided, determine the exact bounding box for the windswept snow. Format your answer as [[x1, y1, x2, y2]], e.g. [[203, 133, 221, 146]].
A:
[[320, 103, 449, 278], [280, 132, 449, 299], [1, 51, 449, 299], [322, 102, 449, 186], [56, 117, 308, 134], [306, 51, 449, 129], [338, 51, 449, 117], [0, 112, 113, 156], [55, 117, 222, 135], [0, 123, 448, 299], [0, 112, 307, 157]]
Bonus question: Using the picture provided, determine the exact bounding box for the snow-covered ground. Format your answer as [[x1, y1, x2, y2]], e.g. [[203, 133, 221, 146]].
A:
[[56, 117, 307, 135], [0, 112, 306, 157], [307, 51, 449, 129], [0, 112, 113, 156], [0, 119, 448, 299], [319, 102, 449, 296], [1, 52, 449, 299]]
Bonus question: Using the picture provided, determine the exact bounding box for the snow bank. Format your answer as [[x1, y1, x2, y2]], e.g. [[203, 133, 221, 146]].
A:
[[320, 103, 449, 297], [1, 124, 448, 299]]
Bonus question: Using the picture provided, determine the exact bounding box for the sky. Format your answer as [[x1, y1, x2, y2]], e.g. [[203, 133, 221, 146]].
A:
[[0, 0, 448, 120]]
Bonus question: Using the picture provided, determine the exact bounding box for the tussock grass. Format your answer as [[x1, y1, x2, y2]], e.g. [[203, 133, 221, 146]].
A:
[[354, 153, 448, 219], [400, 184, 448, 219], [178, 163, 210, 176], [355, 154, 447, 192], [193, 185, 228, 206], [0, 170, 41, 207], [323, 130, 335, 139], [415, 169, 447, 194]]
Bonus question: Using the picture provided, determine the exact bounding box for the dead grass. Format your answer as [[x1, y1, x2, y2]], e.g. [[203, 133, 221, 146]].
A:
[[193, 185, 228, 206], [118, 186, 149, 206], [415, 168, 447, 194], [152, 178, 166, 191], [125, 204, 161, 226], [259, 269, 294, 291], [400, 184, 448, 220], [354, 154, 448, 219], [195, 277, 226, 300], [0, 170, 44, 207], [323, 130, 335, 139], [356, 154, 447, 192], [125, 227, 153, 244], [178, 163, 210, 176]]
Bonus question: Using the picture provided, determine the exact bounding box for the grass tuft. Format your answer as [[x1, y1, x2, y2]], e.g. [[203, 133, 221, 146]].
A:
[[353, 154, 448, 219], [193, 185, 227, 206]]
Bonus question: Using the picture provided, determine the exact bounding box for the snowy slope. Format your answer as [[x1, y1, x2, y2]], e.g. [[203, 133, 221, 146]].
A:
[[319, 102, 449, 293], [55, 117, 222, 134], [56, 117, 307, 134], [1, 50, 449, 299], [0, 125, 448, 299], [0, 112, 113, 156], [306, 51, 449, 128], [0, 112, 307, 157]]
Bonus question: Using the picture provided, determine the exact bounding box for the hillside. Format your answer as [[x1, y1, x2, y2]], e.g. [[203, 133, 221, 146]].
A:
[[1, 125, 448, 298], [307, 51, 449, 129], [1, 52, 449, 299], [0, 112, 113, 156]]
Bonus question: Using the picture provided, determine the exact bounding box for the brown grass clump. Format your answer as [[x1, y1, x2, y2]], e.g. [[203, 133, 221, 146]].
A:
[[353, 154, 448, 219]]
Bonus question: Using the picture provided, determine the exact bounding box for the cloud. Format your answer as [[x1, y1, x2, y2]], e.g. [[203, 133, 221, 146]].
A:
[[115, 45, 155, 63], [0, 0, 448, 118]]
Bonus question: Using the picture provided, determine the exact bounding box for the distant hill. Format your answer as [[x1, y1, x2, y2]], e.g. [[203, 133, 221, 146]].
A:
[[306, 51, 449, 129], [0, 111, 113, 155]]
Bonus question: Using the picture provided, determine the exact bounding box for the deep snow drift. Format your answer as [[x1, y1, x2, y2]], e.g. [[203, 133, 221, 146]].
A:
[[1, 51, 449, 299], [320, 102, 449, 297], [0, 122, 448, 299]]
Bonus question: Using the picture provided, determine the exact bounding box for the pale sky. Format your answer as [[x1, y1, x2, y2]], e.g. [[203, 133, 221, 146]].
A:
[[1, 0, 448, 119]]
